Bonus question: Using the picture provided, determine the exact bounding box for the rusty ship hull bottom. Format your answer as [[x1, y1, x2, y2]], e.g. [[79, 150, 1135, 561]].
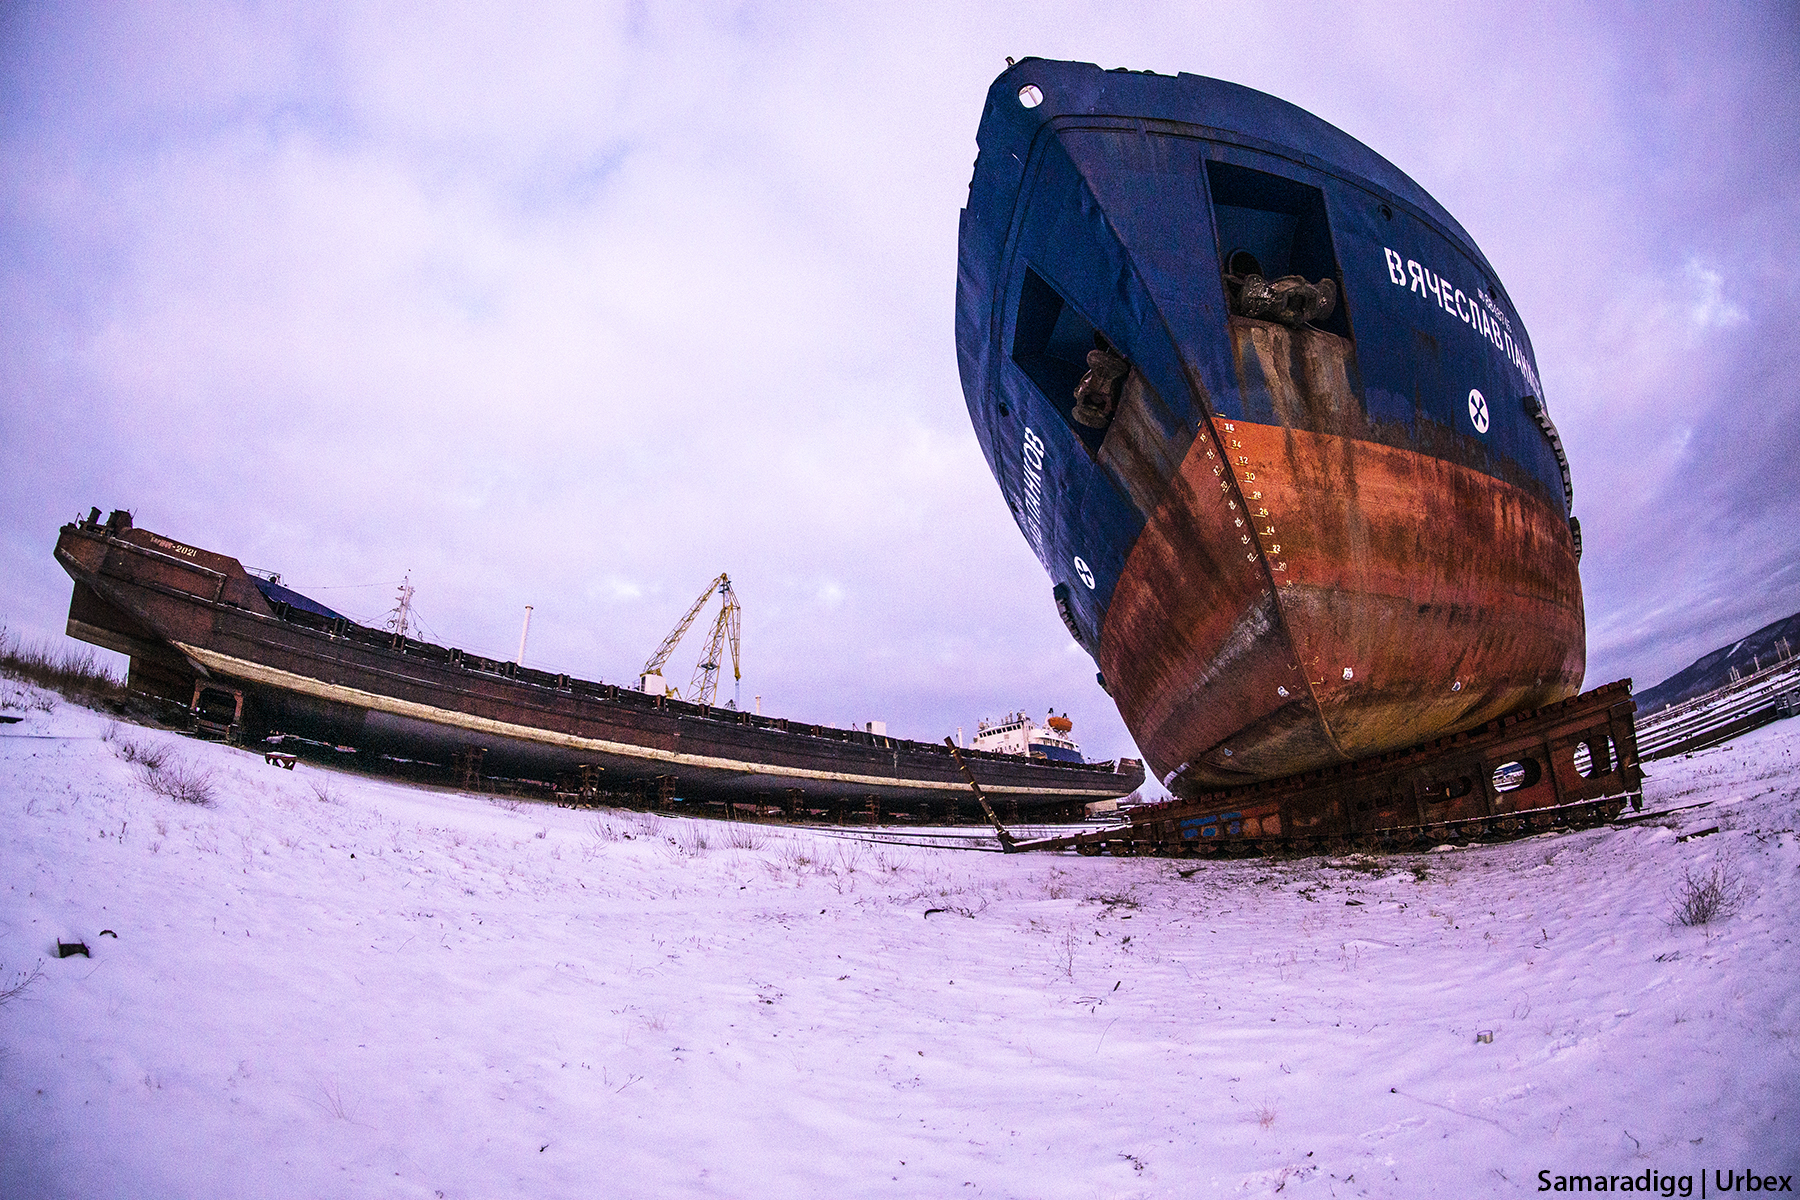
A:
[[1013, 680, 1642, 857], [1096, 361, 1586, 795]]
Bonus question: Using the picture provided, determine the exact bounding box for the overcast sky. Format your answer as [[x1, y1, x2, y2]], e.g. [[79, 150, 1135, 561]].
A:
[[3, 2, 1797, 761]]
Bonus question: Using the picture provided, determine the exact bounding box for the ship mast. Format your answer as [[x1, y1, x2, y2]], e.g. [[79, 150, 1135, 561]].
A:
[[383, 573, 416, 640]]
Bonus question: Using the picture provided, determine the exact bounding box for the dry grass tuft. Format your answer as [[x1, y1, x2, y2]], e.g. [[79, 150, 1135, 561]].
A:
[[1672, 859, 1751, 927], [627, 811, 668, 841], [0, 619, 124, 704], [722, 820, 767, 851], [662, 822, 709, 859], [115, 736, 170, 771], [870, 846, 913, 875], [1, 678, 55, 714], [1, 961, 45, 1006], [586, 816, 629, 844], [774, 842, 815, 872], [137, 758, 218, 806]]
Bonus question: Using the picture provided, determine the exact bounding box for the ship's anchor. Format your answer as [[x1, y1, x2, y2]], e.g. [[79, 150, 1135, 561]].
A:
[[1229, 272, 1338, 328], [1072, 339, 1129, 429]]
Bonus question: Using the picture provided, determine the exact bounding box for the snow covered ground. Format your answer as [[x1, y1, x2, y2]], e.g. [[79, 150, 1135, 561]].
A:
[[2, 683, 1796, 1198]]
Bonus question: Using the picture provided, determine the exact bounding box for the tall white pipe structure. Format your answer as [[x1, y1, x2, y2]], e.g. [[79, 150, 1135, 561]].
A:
[[515, 605, 534, 666]]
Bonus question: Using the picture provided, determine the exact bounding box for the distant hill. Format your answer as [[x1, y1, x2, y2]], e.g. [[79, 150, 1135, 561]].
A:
[[1634, 611, 1800, 715]]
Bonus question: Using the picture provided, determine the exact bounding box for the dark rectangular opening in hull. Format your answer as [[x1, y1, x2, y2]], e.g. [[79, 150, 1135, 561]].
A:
[[1205, 159, 1352, 340], [1010, 267, 1108, 455]]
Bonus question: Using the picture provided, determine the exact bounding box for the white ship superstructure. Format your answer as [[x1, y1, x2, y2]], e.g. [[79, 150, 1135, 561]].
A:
[[971, 709, 1084, 764]]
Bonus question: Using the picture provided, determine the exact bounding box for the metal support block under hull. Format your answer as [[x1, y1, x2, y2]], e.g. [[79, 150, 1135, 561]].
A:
[[1013, 681, 1640, 856]]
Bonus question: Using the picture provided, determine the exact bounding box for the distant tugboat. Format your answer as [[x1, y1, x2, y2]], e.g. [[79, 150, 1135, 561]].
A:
[[957, 59, 1587, 799], [971, 710, 1084, 763]]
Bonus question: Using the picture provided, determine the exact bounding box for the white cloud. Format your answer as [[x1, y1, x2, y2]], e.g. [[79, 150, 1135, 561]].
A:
[[1685, 260, 1748, 329]]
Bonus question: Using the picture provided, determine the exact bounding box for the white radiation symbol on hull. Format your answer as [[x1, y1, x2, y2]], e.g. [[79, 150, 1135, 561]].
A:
[[1468, 388, 1490, 434], [1073, 556, 1095, 589]]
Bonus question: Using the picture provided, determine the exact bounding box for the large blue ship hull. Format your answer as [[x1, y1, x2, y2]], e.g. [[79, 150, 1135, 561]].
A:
[[956, 61, 1584, 795]]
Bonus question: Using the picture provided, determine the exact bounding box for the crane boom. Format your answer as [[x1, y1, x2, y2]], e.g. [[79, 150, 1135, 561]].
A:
[[640, 573, 740, 705], [687, 580, 741, 706]]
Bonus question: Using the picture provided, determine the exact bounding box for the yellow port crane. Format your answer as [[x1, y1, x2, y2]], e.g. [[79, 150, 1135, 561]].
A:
[[639, 573, 741, 707]]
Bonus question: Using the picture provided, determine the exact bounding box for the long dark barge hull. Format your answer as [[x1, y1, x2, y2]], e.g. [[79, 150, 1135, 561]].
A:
[[1012, 680, 1642, 856], [53, 512, 1143, 817]]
